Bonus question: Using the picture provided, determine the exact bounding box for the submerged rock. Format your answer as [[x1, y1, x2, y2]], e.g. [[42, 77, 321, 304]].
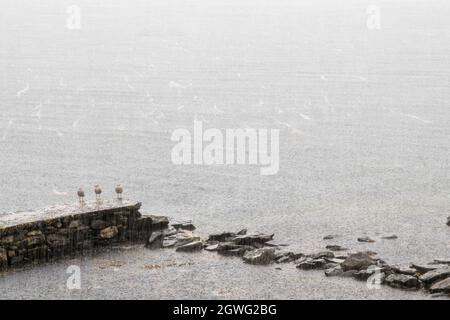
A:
[[447, 216, 450, 226], [385, 274, 421, 289], [323, 234, 340, 240], [357, 236, 375, 243], [243, 248, 276, 265], [176, 241, 203, 252], [381, 234, 398, 240], [419, 267, 450, 286], [325, 245, 348, 251], [341, 252, 376, 271], [145, 231, 164, 249]]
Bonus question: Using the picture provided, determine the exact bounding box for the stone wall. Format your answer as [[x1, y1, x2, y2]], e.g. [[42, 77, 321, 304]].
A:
[[0, 200, 168, 271]]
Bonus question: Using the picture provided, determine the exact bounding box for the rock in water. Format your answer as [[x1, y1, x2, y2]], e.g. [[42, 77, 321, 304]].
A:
[[353, 266, 383, 281], [323, 234, 339, 240], [176, 241, 203, 252], [208, 232, 236, 242], [381, 234, 398, 240], [162, 238, 177, 248], [341, 252, 376, 271], [220, 248, 249, 257], [324, 265, 344, 277], [204, 244, 219, 252], [148, 215, 170, 230], [100, 226, 118, 239], [447, 216, 450, 226], [175, 230, 200, 247], [163, 226, 178, 237], [410, 263, 448, 274], [430, 277, 450, 294], [275, 251, 303, 263], [419, 267, 450, 286], [172, 222, 196, 231], [357, 236, 375, 243], [390, 265, 417, 276], [433, 258, 450, 265], [217, 242, 254, 257], [145, 231, 164, 249], [242, 248, 275, 265], [232, 233, 274, 246], [310, 251, 335, 259], [385, 274, 421, 289], [296, 258, 327, 270], [325, 245, 347, 251], [341, 270, 358, 278]]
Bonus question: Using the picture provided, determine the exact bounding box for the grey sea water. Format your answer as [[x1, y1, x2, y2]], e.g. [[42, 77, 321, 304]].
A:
[[0, 0, 449, 299]]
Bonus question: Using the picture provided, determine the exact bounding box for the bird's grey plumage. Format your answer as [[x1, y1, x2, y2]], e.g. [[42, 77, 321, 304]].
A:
[[94, 185, 102, 201], [115, 184, 123, 200], [77, 188, 85, 204]]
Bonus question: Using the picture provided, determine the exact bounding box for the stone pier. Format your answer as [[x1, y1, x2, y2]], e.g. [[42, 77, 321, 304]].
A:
[[0, 200, 168, 271]]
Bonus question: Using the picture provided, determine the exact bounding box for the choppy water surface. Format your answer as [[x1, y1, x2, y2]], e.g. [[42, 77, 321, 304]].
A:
[[0, 0, 449, 299]]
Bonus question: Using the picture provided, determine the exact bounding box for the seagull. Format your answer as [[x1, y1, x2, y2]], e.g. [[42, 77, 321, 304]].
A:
[[94, 185, 102, 201], [115, 184, 123, 200], [77, 188, 85, 204]]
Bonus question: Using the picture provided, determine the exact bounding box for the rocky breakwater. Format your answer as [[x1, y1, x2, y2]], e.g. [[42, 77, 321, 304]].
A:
[[0, 200, 168, 271], [144, 223, 450, 298], [146, 225, 279, 265]]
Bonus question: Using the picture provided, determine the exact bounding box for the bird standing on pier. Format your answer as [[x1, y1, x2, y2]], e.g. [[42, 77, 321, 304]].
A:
[[94, 185, 102, 201], [115, 184, 123, 200], [77, 188, 85, 204]]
